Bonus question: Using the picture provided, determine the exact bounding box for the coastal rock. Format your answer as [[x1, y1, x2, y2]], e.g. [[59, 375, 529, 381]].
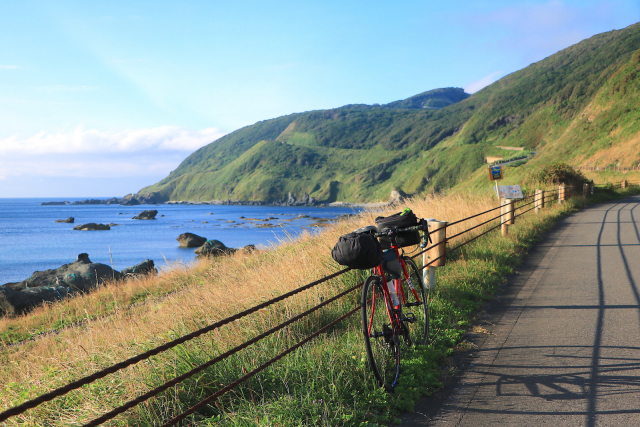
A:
[[389, 189, 408, 204], [70, 199, 106, 205], [55, 217, 75, 223], [0, 253, 119, 314], [132, 210, 158, 220], [41, 201, 69, 206], [121, 259, 157, 277], [177, 232, 208, 248], [120, 198, 140, 206], [298, 192, 316, 206], [73, 223, 110, 230], [136, 194, 161, 204], [195, 239, 236, 257], [272, 192, 318, 206], [0, 292, 14, 317], [0, 253, 156, 316]]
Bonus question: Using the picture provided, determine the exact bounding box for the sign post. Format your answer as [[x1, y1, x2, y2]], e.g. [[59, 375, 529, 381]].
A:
[[488, 165, 503, 200], [497, 185, 524, 200]]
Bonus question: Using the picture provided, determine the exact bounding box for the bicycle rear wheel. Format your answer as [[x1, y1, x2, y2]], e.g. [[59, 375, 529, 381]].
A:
[[362, 275, 401, 391], [399, 257, 429, 347]]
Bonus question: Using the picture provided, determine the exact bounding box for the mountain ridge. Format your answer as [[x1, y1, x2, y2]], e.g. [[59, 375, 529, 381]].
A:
[[138, 22, 640, 203]]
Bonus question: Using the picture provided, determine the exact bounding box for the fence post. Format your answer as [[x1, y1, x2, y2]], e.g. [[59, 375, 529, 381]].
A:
[[535, 189, 544, 213], [508, 199, 515, 224], [501, 199, 514, 235], [559, 184, 566, 204], [423, 220, 447, 291], [622, 179, 627, 189]]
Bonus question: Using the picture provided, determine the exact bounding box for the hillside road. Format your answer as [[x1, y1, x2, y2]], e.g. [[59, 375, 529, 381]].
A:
[[403, 195, 640, 426]]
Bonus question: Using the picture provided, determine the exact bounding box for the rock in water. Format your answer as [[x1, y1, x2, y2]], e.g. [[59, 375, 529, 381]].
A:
[[195, 239, 236, 257], [55, 217, 75, 223], [0, 253, 157, 316], [132, 210, 158, 220], [73, 223, 110, 230], [177, 232, 208, 248]]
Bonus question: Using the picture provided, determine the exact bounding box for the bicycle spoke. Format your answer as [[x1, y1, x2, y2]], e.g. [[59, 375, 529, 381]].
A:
[[399, 258, 429, 348], [362, 275, 401, 390]]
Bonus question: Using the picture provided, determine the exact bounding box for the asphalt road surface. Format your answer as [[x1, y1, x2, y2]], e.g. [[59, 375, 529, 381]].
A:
[[402, 195, 640, 426]]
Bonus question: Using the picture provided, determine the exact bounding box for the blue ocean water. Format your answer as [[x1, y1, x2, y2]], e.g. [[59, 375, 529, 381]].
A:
[[0, 198, 362, 285]]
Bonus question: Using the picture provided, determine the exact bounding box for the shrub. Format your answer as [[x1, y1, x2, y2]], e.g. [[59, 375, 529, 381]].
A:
[[535, 162, 587, 189]]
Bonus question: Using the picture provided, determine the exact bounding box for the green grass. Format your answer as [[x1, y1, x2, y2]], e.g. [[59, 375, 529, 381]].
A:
[[109, 189, 640, 426]]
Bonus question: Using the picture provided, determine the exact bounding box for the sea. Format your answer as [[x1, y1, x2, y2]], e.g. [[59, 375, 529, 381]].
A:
[[0, 198, 364, 285]]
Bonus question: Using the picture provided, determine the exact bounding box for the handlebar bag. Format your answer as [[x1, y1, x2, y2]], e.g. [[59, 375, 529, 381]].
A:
[[375, 208, 420, 249], [331, 231, 383, 269]]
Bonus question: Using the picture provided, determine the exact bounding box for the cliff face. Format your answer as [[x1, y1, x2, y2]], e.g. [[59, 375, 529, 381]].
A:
[[138, 23, 640, 203]]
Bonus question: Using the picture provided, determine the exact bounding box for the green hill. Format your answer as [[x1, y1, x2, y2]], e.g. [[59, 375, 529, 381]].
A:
[[138, 22, 640, 203]]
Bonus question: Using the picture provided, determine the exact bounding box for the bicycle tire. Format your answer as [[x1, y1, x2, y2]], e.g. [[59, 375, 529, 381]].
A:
[[399, 257, 429, 347], [361, 275, 401, 391]]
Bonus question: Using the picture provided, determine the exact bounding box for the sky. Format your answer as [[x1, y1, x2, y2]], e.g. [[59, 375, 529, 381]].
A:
[[1, 0, 639, 198]]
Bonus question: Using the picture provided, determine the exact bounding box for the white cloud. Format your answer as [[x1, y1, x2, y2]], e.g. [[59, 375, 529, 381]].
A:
[[0, 127, 228, 195], [464, 71, 503, 94], [0, 65, 20, 70], [0, 126, 227, 155], [0, 155, 182, 178]]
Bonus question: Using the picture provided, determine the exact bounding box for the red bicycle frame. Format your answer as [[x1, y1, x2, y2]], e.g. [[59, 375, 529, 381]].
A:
[[366, 242, 423, 338]]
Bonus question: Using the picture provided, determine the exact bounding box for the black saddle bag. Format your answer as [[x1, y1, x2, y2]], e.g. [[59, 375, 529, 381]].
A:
[[375, 209, 420, 249], [331, 231, 383, 270]]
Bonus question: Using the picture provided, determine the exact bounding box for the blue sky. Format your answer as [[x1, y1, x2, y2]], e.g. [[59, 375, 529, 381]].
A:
[[1, 0, 638, 197]]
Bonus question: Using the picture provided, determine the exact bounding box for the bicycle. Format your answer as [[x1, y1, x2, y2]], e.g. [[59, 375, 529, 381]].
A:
[[357, 221, 430, 390]]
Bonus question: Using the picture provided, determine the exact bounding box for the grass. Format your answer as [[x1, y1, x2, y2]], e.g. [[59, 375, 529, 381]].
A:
[[1, 187, 638, 425]]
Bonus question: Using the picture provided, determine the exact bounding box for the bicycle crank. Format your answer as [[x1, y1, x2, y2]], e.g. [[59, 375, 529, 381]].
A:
[[401, 313, 416, 323]]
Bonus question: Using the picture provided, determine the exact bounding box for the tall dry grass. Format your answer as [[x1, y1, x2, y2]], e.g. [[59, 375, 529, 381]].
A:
[[0, 191, 513, 424]]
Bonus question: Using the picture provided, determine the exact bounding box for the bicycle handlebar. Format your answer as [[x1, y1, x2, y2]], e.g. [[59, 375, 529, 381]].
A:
[[374, 219, 432, 247]]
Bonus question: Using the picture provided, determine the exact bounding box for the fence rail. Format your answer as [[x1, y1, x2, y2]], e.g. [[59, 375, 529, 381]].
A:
[[577, 165, 640, 172], [0, 184, 596, 425]]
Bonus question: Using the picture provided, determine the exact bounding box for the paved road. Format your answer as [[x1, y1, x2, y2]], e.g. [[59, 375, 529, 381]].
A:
[[403, 195, 640, 426]]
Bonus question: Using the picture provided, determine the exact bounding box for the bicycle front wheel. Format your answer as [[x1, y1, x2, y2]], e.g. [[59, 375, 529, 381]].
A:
[[399, 257, 429, 347], [362, 275, 401, 391]]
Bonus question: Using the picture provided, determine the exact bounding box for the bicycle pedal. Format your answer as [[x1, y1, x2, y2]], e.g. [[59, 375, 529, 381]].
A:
[[402, 313, 416, 323], [371, 324, 393, 339]]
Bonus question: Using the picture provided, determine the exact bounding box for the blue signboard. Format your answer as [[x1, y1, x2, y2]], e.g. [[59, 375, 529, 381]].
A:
[[489, 165, 503, 181]]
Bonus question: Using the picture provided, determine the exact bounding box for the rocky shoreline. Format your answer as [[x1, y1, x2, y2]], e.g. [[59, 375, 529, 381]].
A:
[[0, 233, 257, 318], [41, 189, 404, 208], [6, 196, 379, 317]]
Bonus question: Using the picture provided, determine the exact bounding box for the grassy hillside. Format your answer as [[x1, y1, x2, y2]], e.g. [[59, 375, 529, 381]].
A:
[[138, 22, 640, 203]]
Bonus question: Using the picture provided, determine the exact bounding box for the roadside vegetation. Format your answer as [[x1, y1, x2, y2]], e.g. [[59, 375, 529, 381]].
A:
[[3, 184, 638, 426]]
